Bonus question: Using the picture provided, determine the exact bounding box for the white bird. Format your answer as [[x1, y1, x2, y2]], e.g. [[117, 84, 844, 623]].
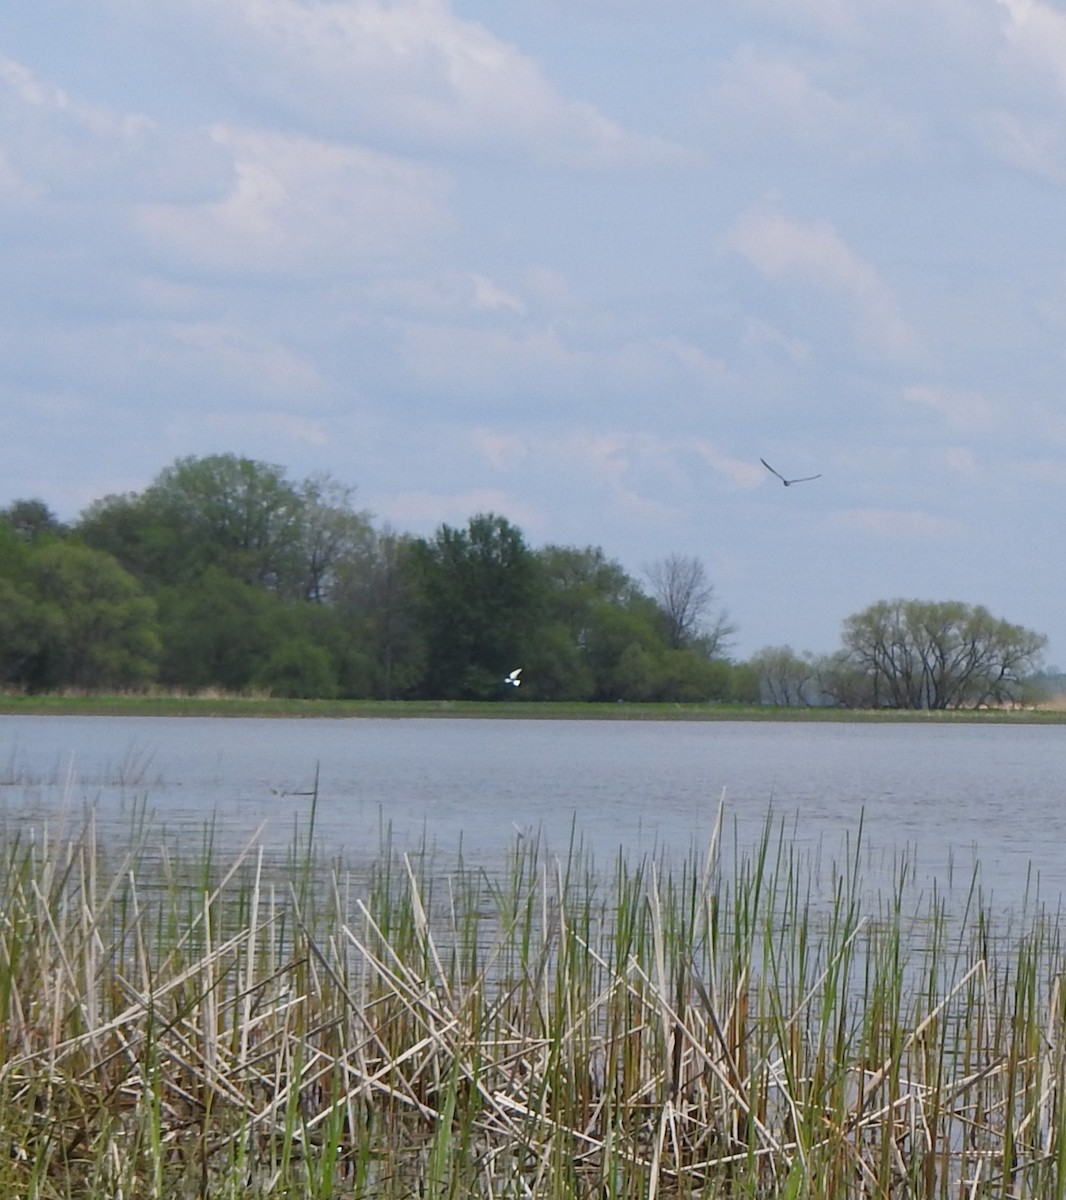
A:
[[504, 668, 522, 687], [760, 458, 821, 487]]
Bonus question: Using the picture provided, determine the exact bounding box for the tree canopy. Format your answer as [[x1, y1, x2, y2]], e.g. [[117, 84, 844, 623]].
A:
[[828, 599, 1046, 709], [0, 457, 1050, 707]]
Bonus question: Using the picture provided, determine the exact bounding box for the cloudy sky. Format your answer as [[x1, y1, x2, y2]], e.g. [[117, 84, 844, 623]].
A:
[[3, 0, 1066, 663]]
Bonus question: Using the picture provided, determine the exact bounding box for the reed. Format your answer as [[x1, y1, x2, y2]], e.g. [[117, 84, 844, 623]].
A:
[[0, 803, 1062, 1198]]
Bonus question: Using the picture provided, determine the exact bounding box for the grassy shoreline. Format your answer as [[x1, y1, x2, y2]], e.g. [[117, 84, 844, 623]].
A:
[[1, 692, 1065, 722], [1, 808, 1062, 1198]]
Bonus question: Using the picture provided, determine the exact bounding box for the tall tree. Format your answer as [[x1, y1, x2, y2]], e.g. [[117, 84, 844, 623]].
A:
[[0, 576, 50, 686], [644, 553, 735, 655], [79, 456, 372, 602], [533, 545, 643, 699], [76, 490, 175, 584], [352, 527, 423, 699], [0, 499, 67, 544], [838, 598, 1046, 709], [293, 474, 373, 604], [750, 645, 818, 706], [413, 514, 543, 699], [27, 543, 159, 689], [146, 453, 306, 590], [156, 569, 278, 691]]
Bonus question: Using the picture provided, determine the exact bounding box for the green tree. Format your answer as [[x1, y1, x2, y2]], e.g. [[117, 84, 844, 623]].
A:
[[156, 569, 279, 691], [79, 457, 373, 601], [331, 526, 423, 699], [725, 660, 761, 704], [582, 600, 667, 701], [837, 599, 1047, 709], [536, 545, 656, 700], [0, 576, 52, 686], [750, 645, 818, 706], [0, 499, 68, 544], [613, 642, 660, 701], [293, 474, 374, 604], [657, 648, 747, 702], [146, 453, 306, 590], [27, 543, 159, 689], [254, 637, 339, 699], [412, 514, 544, 699], [77, 489, 177, 584]]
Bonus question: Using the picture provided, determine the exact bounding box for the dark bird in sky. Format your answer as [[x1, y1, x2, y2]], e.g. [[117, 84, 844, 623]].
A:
[[760, 458, 821, 487]]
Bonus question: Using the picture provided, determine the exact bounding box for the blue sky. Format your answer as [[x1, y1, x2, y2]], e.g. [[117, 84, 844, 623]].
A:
[[2, 0, 1066, 664]]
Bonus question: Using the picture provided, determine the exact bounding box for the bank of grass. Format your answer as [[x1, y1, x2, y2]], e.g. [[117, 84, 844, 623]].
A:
[[1, 806, 1064, 1198], [2, 691, 1066, 722]]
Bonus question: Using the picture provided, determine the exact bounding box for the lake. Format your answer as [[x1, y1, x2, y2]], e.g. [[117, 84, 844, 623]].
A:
[[1, 714, 1063, 915]]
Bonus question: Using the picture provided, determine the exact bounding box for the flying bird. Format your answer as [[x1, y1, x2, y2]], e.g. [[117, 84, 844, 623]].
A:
[[760, 458, 821, 487], [504, 668, 522, 687]]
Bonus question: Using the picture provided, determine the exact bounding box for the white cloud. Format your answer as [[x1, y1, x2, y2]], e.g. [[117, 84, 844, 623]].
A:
[[742, 318, 811, 365], [159, 0, 689, 169], [367, 268, 566, 320], [997, 0, 1066, 95], [469, 273, 526, 314], [690, 441, 768, 487], [469, 427, 754, 493], [0, 56, 147, 139], [730, 0, 997, 55], [0, 147, 34, 202], [166, 410, 332, 449], [0, 55, 161, 202], [1016, 457, 1066, 484], [976, 108, 1066, 183], [943, 446, 979, 474], [722, 0, 862, 40], [613, 488, 683, 525], [393, 316, 738, 408], [726, 206, 921, 361], [154, 320, 329, 397], [702, 45, 918, 164], [471, 429, 528, 471], [902, 384, 1000, 432], [137, 126, 452, 274], [829, 509, 963, 539], [379, 488, 544, 531]]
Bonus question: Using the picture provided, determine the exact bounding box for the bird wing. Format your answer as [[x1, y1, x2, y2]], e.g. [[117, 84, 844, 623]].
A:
[[786, 474, 821, 484], [760, 458, 787, 482]]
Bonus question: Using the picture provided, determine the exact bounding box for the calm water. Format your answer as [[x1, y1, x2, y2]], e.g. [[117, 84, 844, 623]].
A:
[[1, 714, 1064, 912]]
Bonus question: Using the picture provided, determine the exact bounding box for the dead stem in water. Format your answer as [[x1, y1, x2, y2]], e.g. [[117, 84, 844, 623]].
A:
[[0, 803, 1063, 1198]]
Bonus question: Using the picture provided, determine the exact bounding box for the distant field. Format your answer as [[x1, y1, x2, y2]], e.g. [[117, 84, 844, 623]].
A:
[[1, 693, 1065, 722]]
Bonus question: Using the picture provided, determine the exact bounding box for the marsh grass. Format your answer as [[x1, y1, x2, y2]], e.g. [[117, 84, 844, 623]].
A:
[[0, 802, 1064, 1198]]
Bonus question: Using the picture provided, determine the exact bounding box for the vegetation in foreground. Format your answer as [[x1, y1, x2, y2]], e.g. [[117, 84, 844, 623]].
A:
[[1, 806, 1064, 1198]]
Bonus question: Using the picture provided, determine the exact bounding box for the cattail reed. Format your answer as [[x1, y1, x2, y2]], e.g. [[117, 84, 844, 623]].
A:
[[0, 800, 1062, 1198]]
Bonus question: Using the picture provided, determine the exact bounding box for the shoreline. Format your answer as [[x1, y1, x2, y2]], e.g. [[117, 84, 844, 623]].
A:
[[1, 693, 1064, 722]]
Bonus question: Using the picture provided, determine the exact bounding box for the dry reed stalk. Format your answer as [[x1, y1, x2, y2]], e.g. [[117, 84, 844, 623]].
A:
[[1, 813, 1064, 1198]]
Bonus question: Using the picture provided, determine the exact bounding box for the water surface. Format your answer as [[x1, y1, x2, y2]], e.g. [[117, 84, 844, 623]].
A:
[[1, 715, 1061, 913]]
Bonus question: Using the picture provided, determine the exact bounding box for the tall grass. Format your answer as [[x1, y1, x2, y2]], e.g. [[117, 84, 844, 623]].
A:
[[0, 803, 1063, 1197]]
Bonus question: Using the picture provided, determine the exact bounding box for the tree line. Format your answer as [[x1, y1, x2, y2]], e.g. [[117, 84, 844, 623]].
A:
[[0, 453, 1049, 707], [752, 601, 1049, 710], [0, 454, 752, 702]]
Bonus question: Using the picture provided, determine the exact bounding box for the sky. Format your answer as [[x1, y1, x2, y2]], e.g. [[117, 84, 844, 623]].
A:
[[2, 0, 1066, 665]]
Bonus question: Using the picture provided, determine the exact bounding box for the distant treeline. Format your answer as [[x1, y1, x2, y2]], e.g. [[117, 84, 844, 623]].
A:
[[0, 453, 1049, 707], [0, 454, 756, 702]]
